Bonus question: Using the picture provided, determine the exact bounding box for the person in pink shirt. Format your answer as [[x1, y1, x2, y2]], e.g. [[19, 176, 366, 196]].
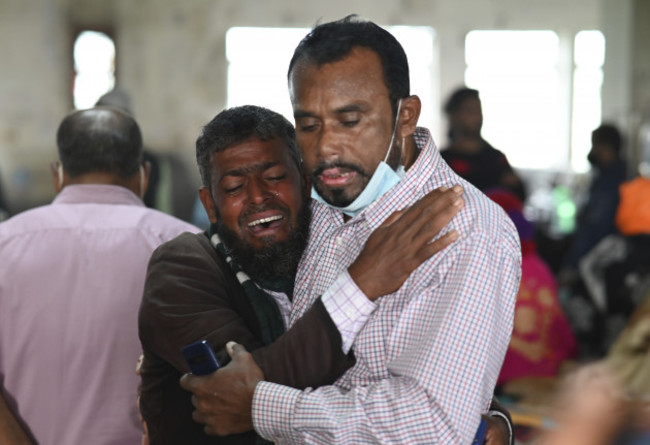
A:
[[0, 106, 199, 445]]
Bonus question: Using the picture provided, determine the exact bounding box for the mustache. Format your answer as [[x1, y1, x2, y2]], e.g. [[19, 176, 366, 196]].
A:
[[312, 161, 369, 179]]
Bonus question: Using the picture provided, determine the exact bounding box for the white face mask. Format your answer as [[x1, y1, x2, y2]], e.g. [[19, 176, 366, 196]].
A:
[[311, 99, 405, 218]]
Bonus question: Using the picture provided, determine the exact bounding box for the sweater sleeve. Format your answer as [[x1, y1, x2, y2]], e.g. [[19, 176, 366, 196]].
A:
[[138, 232, 354, 389]]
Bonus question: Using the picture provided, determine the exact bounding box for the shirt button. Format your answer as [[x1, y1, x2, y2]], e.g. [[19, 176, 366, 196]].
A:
[[335, 237, 344, 247]]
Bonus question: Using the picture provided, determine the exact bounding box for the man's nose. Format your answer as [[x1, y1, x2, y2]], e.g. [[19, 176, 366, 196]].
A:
[[315, 124, 342, 161], [247, 177, 273, 205]]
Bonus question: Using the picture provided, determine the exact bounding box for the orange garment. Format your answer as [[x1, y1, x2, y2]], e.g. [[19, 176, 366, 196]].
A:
[[616, 177, 650, 235]]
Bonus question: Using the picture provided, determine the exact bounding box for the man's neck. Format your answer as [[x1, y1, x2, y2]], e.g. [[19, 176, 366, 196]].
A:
[[451, 136, 482, 154], [63, 173, 139, 195]]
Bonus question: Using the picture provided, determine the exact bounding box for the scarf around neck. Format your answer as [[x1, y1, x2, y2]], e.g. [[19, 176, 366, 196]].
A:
[[206, 225, 286, 346]]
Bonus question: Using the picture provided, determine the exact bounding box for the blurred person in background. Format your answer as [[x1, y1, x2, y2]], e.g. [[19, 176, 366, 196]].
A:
[[0, 106, 198, 445], [441, 87, 526, 202], [564, 123, 627, 275], [486, 188, 577, 388], [559, 124, 629, 359]]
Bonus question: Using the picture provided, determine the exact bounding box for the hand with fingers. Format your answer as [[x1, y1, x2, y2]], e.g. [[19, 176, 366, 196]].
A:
[[180, 342, 263, 436], [349, 185, 464, 301]]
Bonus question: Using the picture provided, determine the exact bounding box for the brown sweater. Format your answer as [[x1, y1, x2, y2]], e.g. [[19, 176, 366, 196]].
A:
[[138, 232, 354, 445]]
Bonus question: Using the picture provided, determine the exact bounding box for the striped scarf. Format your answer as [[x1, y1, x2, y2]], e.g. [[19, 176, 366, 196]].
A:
[[207, 226, 286, 346]]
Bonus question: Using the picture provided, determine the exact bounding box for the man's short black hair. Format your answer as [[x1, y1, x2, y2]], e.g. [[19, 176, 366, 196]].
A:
[[592, 123, 623, 155], [196, 105, 301, 188], [443, 87, 480, 115], [287, 15, 410, 118], [56, 106, 143, 179]]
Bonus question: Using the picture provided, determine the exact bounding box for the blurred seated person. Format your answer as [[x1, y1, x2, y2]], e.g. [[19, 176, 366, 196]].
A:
[[593, 154, 650, 337], [557, 124, 628, 359], [486, 189, 577, 387], [564, 123, 627, 274], [441, 87, 526, 201]]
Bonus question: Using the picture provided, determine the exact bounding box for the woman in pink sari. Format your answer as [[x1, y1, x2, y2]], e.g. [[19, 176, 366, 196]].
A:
[[486, 189, 577, 385]]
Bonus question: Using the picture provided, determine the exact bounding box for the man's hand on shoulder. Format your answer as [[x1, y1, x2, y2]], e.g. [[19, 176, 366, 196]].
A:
[[180, 342, 263, 436], [349, 185, 464, 300]]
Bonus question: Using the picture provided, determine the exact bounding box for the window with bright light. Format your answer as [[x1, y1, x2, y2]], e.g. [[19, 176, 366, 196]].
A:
[[571, 30, 605, 172], [226, 26, 438, 132], [465, 30, 563, 170], [465, 30, 606, 172], [73, 30, 115, 109]]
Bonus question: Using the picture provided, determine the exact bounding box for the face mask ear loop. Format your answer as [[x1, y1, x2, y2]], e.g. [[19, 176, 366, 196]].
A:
[[57, 164, 64, 188], [139, 165, 146, 198], [384, 99, 403, 164]]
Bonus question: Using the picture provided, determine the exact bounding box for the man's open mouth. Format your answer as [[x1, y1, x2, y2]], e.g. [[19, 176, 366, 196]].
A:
[[247, 214, 284, 233], [320, 168, 356, 187]]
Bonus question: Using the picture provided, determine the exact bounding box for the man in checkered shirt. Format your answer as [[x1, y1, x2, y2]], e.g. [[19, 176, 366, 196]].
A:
[[182, 15, 521, 444]]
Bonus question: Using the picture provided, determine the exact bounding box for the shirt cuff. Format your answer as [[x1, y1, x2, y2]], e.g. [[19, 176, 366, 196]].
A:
[[252, 381, 301, 443], [321, 270, 377, 353]]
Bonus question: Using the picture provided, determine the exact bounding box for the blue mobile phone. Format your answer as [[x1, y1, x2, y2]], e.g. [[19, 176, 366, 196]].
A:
[[181, 340, 221, 375], [472, 418, 488, 444]]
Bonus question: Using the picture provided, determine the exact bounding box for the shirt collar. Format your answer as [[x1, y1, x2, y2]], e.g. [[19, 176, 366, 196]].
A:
[[53, 184, 145, 207]]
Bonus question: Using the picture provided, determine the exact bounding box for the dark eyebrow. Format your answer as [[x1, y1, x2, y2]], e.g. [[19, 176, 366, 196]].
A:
[[293, 110, 315, 120], [221, 161, 281, 179], [334, 104, 365, 114], [294, 103, 367, 120]]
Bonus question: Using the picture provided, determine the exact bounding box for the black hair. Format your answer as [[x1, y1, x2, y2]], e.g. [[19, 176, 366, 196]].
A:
[[443, 87, 480, 115], [196, 105, 301, 188], [56, 106, 143, 179], [287, 14, 410, 118], [592, 123, 623, 154]]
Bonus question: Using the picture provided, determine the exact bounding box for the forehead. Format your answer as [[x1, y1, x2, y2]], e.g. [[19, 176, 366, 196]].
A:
[[210, 137, 296, 179], [289, 46, 389, 106]]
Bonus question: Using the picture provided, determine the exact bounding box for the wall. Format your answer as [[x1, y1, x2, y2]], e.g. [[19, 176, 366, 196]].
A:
[[0, 0, 645, 213]]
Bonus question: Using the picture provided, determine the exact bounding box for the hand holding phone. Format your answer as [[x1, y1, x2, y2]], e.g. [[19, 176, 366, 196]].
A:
[[182, 340, 221, 375]]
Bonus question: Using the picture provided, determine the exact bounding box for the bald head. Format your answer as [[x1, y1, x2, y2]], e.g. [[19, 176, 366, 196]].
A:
[[56, 106, 143, 179]]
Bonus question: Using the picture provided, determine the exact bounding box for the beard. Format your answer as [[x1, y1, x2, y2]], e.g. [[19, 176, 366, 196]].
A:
[[215, 191, 311, 283]]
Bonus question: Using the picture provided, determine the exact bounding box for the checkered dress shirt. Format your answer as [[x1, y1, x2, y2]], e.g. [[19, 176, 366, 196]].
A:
[[252, 128, 521, 444]]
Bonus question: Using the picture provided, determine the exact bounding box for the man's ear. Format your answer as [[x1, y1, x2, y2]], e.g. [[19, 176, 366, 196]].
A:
[[51, 162, 64, 193], [198, 187, 219, 224], [139, 161, 151, 198], [397, 95, 421, 139]]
